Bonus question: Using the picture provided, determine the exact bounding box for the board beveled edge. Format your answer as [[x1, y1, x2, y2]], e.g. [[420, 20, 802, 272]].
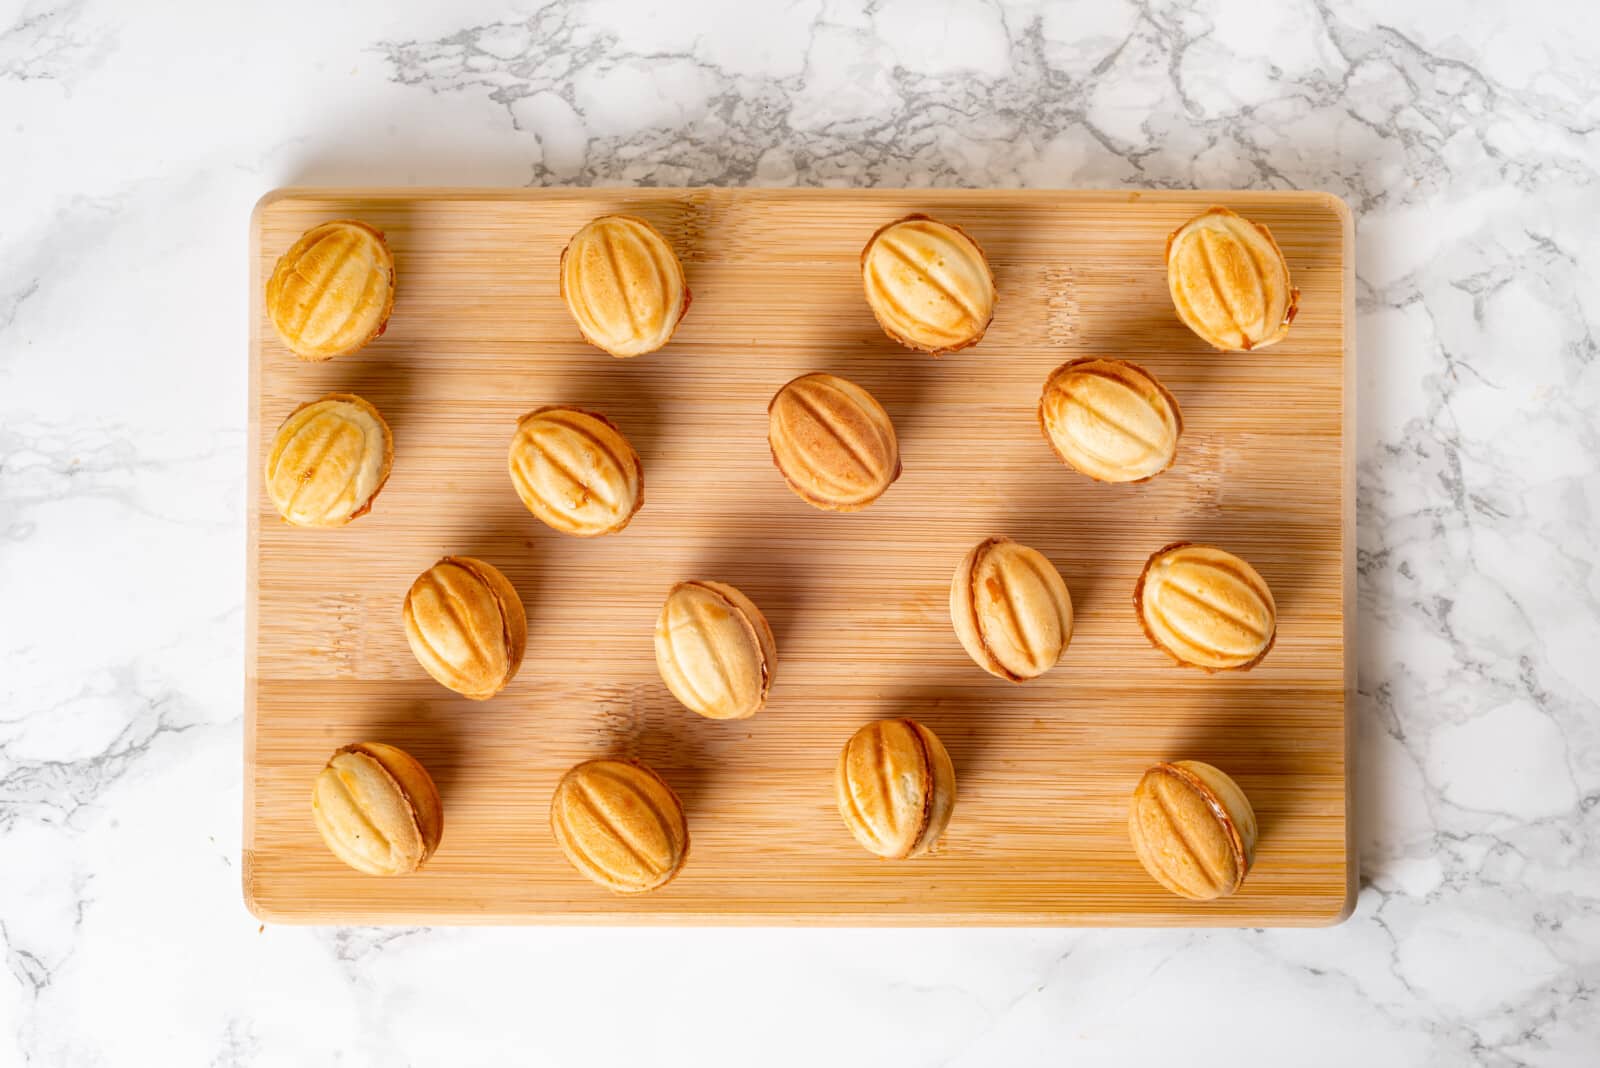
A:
[[243, 194, 265, 919], [1334, 190, 1359, 925], [241, 186, 1356, 927]]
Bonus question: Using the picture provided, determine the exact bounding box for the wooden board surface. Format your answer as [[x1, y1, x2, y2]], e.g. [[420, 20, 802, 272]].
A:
[[245, 187, 1354, 926]]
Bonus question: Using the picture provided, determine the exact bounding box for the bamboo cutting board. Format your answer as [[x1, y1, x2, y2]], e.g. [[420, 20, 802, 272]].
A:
[[245, 188, 1354, 925]]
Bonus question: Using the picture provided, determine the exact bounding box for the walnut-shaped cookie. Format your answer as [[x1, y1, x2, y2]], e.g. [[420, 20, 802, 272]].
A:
[[311, 742, 443, 876], [560, 214, 690, 358], [1040, 358, 1182, 483], [403, 556, 527, 700], [950, 537, 1074, 682], [835, 719, 956, 859], [654, 580, 776, 721], [861, 214, 995, 354], [768, 372, 900, 511], [1129, 761, 1258, 901], [550, 759, 689, 893], [1166, 207, 1299, 351], [1135, 542, 1277, 671], [264, 393, 393, 527], [266, 220, 395, 360], [509, 406, 644, 537]]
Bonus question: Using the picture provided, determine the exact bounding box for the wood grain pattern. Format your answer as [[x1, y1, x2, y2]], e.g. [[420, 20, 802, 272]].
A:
[[246, 188, 1355, 926]]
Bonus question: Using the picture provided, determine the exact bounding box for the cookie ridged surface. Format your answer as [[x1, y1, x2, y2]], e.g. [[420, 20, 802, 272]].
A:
[[1040, 358, 1182, 482], [403, 556, 527, 700], [835, 719, 956, 859], [1136, 542, 1277, 671], [654, 580, 776, 721], [768, 372, 900, 511], [1166, 206, 1298, 351], [560, 214, 689, 358], [264, 393, 392, 527], [861, 214, 995, 353], [1129, 761, 1258, 901], [266, 219, 395, 360], [509, 406, 643, 536], [311, 742, 443, 877], [550, 760, 689, 893], [950, 537, 1074, 682]]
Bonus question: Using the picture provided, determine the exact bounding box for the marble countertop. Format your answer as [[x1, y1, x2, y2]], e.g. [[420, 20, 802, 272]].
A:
[[2, 0, 1596, 1063]]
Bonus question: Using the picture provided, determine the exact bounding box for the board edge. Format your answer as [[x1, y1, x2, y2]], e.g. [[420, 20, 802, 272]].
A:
[[242, 191, 269, 918], [1332, 188, 1360, 926]]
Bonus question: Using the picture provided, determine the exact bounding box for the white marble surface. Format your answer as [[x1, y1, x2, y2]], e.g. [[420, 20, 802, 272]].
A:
[[2, 0, 1597, 1063]]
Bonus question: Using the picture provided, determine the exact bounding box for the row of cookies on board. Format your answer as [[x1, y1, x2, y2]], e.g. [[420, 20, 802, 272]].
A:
[[258, 358, 1182, 530], [265, 205, 1296, 361], [393, 535, 1273, 712], [312, 736, 1257, 903], [258, 361, 1199, 529]]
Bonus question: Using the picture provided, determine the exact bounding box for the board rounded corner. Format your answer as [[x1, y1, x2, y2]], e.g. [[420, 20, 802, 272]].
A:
[[241, 850, 296, 926]]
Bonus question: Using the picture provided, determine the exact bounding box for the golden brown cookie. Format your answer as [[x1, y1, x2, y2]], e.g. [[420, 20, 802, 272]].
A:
[[768, 372, 900, 511], [1040, 358, 1182, 483], [950, 537, 1074, 681], [654, 580, 776, 720], [403, 556, 527, 700], [560, 214, 690, 358], [1166, 207, 1298, 351], [311, 742, 443, 876], [861, 214, 995, 354], [264, 393, 393, 527], [1135, 542, 1277, 671], [508, 406, 644, 536], [550, 759, 689, 893], [266, 220, 395, 361], [1129, 760, 1257, 901], [835, 719, 956, 859]]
